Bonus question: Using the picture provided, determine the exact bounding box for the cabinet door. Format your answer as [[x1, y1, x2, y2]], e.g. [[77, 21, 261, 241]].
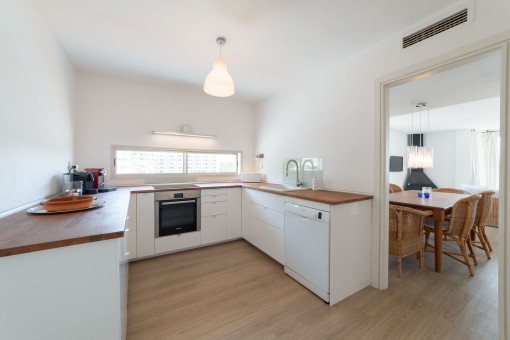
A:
[[136, 193, 155, 257], [126, 193, 137, 260], [201, 214, 227, 244], [227, 188, 242, 239], [246, 216, 284, 264]]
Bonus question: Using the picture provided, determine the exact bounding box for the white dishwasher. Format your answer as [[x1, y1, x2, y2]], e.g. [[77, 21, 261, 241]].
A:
[[284, 202, 330, 302]]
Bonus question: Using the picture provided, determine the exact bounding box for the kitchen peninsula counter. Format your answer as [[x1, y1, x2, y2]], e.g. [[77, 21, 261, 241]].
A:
[[0, 187, 151, 257]]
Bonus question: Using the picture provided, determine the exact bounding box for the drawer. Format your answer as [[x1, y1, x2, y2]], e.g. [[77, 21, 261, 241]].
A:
[[249, 202, 284, 230], [201, 201, 227, 217], [201, 214, 227, 244], [201, 188, 227, 196], [244, 188, 285, 212], [244, 216, 284, 264], [201, 194, 227, 203], [154, 231, 201, 254]]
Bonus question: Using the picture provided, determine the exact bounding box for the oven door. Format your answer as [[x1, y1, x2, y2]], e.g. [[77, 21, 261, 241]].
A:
[[156, 199, 200, 237]]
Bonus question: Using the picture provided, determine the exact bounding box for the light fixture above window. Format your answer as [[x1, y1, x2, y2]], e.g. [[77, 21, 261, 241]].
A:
[[152, 124, 216, 139], [204, 36, 235, 97]]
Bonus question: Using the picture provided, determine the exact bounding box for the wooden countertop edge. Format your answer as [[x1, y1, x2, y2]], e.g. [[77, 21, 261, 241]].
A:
[[130, 184, 373, 205], [0, 231, 124, 257]]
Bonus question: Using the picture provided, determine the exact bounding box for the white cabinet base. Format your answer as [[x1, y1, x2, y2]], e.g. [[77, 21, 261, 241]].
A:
[[201, 215, 227, 244], [155, 232, 201, 254], [0, 239, 123, 340], [244, 217, 284, 264]]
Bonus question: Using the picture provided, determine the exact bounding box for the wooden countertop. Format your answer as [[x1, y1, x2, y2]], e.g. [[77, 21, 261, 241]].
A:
[[240, 183, 373, 205], [0, 188, 133, 258], [131, 182, 373, 205], [0, 183, 372, 258]]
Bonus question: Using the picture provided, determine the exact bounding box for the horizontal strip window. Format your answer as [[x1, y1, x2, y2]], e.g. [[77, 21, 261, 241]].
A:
[[112, 145, 241, 178]]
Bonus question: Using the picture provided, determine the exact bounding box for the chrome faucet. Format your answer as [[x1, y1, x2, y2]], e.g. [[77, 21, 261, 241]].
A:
[[302, 159, 315, 174], [286, 159, 303, 187]]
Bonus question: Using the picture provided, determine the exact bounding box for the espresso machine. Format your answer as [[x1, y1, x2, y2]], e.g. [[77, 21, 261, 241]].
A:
[[84, 168, 116, 193]]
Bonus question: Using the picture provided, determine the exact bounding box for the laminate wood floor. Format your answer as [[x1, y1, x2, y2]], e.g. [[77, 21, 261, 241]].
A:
[[127, 228, 498, 339]]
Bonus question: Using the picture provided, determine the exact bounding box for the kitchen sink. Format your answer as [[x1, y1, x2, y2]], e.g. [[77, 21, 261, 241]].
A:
[[259, 184, 309, 192]]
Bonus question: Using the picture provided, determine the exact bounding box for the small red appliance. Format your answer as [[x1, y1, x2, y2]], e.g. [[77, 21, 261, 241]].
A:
[[84, 168, 117, 192]]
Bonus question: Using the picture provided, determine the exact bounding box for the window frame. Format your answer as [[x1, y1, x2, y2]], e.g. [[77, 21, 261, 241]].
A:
[[111, 145, 242, 180]]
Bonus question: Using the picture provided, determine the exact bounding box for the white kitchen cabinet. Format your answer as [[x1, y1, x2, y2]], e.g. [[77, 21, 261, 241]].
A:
[[155, 232, 201, 254], [250, 216, 284, 263], [226, 188, 242, 239], [0, 239, 124, 340], [125, 193, 137, 260], [244, 188, 285, 212], [136, 192, 155, 258], [201, 214, 227, 244], [242, 188, 285, 264], [201, 189, 227, 245], [248, 202, 284, 230]]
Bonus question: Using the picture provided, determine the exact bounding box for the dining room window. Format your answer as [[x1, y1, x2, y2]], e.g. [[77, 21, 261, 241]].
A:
[[470, 130, 500, 190]]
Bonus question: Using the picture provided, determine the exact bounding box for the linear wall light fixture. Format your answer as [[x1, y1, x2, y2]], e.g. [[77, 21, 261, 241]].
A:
[[152, 124, 216, 139]]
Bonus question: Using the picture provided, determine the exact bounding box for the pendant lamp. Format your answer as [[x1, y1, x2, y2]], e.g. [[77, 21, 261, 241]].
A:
[[407, 103, 434, 169], [204, 37, 235, 97]]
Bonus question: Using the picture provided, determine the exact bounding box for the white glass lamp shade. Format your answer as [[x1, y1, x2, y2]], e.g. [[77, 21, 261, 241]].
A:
[[416, 147, 426, 168], [203, 59, 235, 97], [422, 147, 433, 168], [407, 146, 418, 168]]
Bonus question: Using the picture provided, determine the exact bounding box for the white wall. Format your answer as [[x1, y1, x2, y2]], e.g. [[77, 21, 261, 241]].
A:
[[74, 73, 255, 184], [388, 130, 407, 190], [255, 0, 510, 194], [423, 130, 471, 188], [0, 0, 75, 214]]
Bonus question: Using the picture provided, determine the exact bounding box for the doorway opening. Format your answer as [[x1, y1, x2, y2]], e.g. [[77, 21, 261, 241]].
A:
[[374, 41, 508, 337]]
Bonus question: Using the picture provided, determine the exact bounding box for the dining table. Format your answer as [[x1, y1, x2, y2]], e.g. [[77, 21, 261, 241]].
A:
[[389, 190, 470, 273]]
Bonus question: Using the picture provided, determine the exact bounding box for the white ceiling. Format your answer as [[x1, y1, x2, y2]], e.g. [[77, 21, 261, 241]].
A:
[[389, 50, 501, 133], [390, 97, 500, 133], [389, 51, 501, 117], [30, 0, 460, 102]]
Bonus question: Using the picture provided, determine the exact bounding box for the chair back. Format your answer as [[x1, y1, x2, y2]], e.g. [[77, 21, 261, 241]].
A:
[[389, 184, 403, 194], [474, 190, 495, 228], [432, 188, 470, 194], [447, 195, 481, 237], [389, 205, 431, 257]]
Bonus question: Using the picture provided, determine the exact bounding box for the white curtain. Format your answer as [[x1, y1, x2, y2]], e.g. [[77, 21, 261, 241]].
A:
[[470, 130, 500, 189]]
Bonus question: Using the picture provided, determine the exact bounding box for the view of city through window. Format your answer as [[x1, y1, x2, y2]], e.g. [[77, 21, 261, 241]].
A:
[[188, 153, 237, 173], [115, 148, 239, 175], [116, 150, 184, 174]]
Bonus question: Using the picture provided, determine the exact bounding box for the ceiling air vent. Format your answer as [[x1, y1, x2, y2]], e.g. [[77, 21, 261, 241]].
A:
[[402, 8, 468, 48]]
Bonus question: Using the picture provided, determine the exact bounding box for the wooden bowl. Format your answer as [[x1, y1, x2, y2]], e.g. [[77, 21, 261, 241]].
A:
[[41, 196, 97, 212]]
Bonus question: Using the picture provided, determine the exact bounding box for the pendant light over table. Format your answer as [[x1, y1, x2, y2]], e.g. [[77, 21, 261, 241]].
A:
[[407, 103, 433, 169], [204, 36, 235, 97]]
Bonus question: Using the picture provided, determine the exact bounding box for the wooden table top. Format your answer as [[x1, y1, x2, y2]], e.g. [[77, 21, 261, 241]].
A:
[[389, 190, 469, 210], [0, 188, 132, 258]]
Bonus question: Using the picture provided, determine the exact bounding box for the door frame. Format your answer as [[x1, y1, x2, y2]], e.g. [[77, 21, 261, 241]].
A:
[[372, 31, 509, 338]]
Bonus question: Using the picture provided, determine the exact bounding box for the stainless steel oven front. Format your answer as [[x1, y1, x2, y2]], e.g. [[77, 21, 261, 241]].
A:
[[154, 190, 201, 237]]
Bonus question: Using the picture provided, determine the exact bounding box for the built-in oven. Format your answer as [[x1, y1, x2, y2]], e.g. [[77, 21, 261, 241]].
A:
[[154, 190, 201, 237]]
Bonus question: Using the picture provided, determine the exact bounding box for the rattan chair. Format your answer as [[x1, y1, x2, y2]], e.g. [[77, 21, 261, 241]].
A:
[[471, 190, 496, 259], [432, 188, 471, 194], [389, 205, 432, 277], [424, 194, 481, 276], [389, 184, 403, 194]]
